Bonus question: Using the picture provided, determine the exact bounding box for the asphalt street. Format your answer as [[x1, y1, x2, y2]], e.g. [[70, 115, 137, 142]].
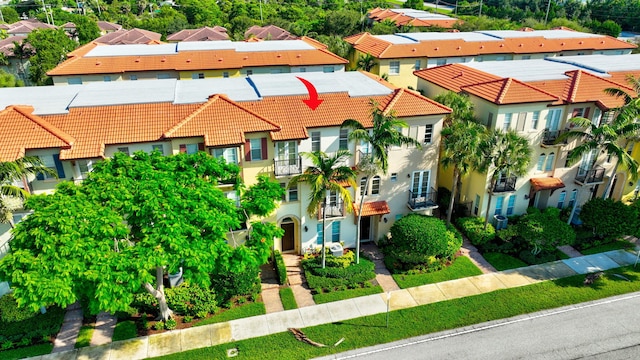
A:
[[316, 292, 640, 360]]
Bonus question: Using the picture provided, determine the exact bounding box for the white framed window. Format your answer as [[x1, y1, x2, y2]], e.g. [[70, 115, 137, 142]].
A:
[[276, 141, 297, 163], [360, 177, 368, 196], [152, 144, 164, 154], [222, 71, 229, 78], [516, 112, 526, 132], [311, 131, 321, 152], [410, 170, 430, 198], [331, 221, 340, 242], [37, 155, 58, 180], [522, 55, 531, 60], [436, 58, 446, 66], [531, 111, 540, 130], [503, 113, 512, 131], [250, 139, 263, 160], [213, 147, 238, 164], [557, 191, 566, 208], [424, 124, 433, 144], [339, 128, 349, 150], [299, 67, 306, 72], [414, 60, 421, 70], [389, 61, 400, 75], [506, 194, 516, 216], [371, 176, 381, 195], [537, 153, 546, 171], [323, 66, 335, 73], [67, 77, 82, 85], [546, 109, 562, 131], [360, 140, 371, 154], [288, 185, 298, 202], [495, 196, 504, 215], [390, 173, 398, 182], [157, 73, 170, 79], [192, 73, 204, 79], [568, 189, 577, 208], [545, 152, 555, 171]]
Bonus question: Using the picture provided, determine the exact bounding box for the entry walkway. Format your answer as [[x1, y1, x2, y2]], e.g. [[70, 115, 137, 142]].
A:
[[34, 248, 639, 360]]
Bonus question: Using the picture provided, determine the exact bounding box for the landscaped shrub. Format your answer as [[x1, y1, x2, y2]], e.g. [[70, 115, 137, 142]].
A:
[[384, 215, 462, 273], [456, 217, 496, 246], [579, 198, 640, 241], [514, 207, 575, 254], [302, 251, 375, 292], [132, 282, 218, 318], [0, 294, 65, 351], [210, 265, 261, 304], [272, 250, 288, 285]]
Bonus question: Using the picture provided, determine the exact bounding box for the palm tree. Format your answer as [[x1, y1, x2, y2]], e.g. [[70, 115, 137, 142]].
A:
[[11, 41, 33, 85], [441, 120, 487, 225], [478, 129, 532, 229], [434, 91, 486, 225], [341, 105, 422, 263], [598, 75, 640, 199], [289, 150, 357, 268], [0, 156, 57, 228], [355, 53, 377, 72]]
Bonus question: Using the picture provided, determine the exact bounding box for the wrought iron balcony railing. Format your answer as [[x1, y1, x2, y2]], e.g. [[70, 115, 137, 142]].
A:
[[407, 188, 438, 210], [274, 156, 302, 176]]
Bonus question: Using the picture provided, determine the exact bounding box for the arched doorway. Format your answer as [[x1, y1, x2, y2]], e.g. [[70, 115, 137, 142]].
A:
[[280, 217, 296, 253]]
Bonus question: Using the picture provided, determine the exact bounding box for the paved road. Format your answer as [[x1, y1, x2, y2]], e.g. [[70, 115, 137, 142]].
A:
[[316, 292, 640, 360]]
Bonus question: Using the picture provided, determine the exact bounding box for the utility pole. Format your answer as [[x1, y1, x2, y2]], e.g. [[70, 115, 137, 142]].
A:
[[479, 0, 483, 17], [545, 0, 552, 25], [0, 7, 5, 23], [41, 0, 51, 24]]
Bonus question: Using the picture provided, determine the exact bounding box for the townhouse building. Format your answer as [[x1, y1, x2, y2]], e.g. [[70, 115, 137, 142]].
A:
[[0, 72, 450, 259], [345, 29, 636, 89], [367, 8, 458, 29], [414, 54, 640, 226], [46, 37, 348, 85]]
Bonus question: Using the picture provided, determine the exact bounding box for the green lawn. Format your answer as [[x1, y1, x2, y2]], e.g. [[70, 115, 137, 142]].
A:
[[483, 252, 528, 271], [0, 343, 52, 360], [74, 325, 94, 348], [392, 256, 483, 288], [580, 240, 636, 255], [112, 320, 138, 342], [279, 287, 298, 310], [194, 302, 266, 327], [313, 285, 383, 304], [152, 266, 640, 360]]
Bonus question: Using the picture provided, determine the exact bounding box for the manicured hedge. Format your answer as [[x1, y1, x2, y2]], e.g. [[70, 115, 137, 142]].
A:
[[0, 294, 65, 351], [133, 282, 218, 318], [273, 250, 288, 285], [456, 216, 496, 246], [302, 251, 375, 292]]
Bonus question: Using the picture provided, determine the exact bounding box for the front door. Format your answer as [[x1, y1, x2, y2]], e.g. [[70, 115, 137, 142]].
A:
[[359, 217, 371, 242], [281, 222, 295, 252]]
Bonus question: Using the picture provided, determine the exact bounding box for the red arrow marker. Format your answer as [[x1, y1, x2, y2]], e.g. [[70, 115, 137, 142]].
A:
[[296, 76, 323, 110]]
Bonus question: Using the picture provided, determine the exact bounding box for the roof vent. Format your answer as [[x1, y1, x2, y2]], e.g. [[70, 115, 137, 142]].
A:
[[95, 61, 101, 66], [412, 48, 416, 52], [499, 44, 504, 47], [601, 40, 605, 44], [277, 54, 282, 58], [135, 57, 140, 62], [519, 44, 523, 47], [540, 43, 544, 47], [244, 56, 248, 60], [561, 42, 565, 46], [579, 41, 584, 44], [480, 45, 484, 49], [457, 46, 461, 50], [434, 47, 439, 51], [161, 57, 166, 62], [296, 54, 301, 58], [186, 58, 191, 63], [218, 58, 223, 61]]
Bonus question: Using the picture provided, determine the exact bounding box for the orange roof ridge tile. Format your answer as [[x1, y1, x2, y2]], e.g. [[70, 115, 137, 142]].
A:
[[496, 78, 512, 104], [10, 105, 75, 145], [381, 88, 404, 115]]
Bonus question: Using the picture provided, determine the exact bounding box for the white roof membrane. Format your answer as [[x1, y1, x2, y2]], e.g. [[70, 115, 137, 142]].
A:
[[85, 43, 178, 57]]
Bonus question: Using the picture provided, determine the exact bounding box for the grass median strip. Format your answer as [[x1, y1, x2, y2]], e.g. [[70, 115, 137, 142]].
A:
[[153, 266, 640, 360], [280, 287, 298, 310], [194, 302, 266, 327], [74, 325, 94, 348], [313, 285, 383, 304]]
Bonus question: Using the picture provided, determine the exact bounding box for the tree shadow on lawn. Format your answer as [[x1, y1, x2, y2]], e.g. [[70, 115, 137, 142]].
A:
[[553, 268, 639, 291]]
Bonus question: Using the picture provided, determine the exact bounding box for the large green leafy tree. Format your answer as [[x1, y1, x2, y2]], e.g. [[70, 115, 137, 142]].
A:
[[0, 69, 23, 88], [478, 129, 532, 228], [0, 152, 282, 321], [26, 29, 78, 86], [289, 150, 356, 268], [341, 106, 421, 263]]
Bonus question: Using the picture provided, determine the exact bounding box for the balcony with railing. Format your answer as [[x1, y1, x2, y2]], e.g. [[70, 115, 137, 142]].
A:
[[541, 129, 567, 147], [318, 202, 345, 218], [274, 156, 302, 176], [355, 150, 373, 167], [407, 188, 438, 211], [493, 175, 517, 193], [575, 165, 605, 185]]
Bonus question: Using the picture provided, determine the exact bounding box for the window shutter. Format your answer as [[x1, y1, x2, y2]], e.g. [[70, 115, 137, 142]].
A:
[[245, 140, 251, 161], [583, 107, 590, 119], [198, 143, 205, 151], [179, 144, 187, 153], [261, 138, 268, 160], [53, 154, 65, 178], [572, 108, 579, 117]]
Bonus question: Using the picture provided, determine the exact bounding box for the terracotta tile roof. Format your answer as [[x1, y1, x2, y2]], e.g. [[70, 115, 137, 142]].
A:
[[608, 71, 640, 86], [353, 200, 390, 217], [461, 78, 558, 105], [97, 21, 122, 33], [92, 28, 162, 45], [561, 70, 636, 109], [414, 63, 500, 92], [245, 25, 297, 40], [240, 89, 449, 141], [167, 27, 229, 42], [5, 19, 56, 36], [0, 35, 26, 57], [530, 177, 565, 192], [367, 8, 458, 28], [0, 106, 74, 161], [163, 94, 281, 146], [43, 103, 200, 159], [345, 32, 636, 59], [48, 39, 347, 76]]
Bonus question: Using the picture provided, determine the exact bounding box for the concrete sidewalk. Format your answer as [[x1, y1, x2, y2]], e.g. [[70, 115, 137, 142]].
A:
[[33, 248, 639, 360]]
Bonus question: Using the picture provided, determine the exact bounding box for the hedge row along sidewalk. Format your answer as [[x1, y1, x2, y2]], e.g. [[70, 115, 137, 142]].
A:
[[24, 248, 639, 360]]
